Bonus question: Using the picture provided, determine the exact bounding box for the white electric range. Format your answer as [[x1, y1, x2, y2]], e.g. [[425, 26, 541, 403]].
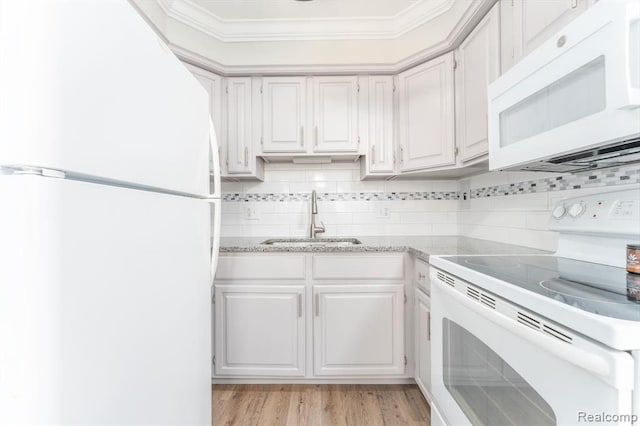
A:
[[429, 188, 640, 426]]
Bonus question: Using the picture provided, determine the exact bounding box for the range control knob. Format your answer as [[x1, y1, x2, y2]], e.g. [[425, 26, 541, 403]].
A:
[[568, 202, 586, 218], [552, 205, 567, 219]]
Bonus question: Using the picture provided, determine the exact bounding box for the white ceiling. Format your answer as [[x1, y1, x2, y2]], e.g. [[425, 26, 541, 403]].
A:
[[191, 0, 421, 21]]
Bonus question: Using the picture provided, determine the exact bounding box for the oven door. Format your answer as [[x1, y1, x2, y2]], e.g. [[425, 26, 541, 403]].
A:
[[430, 270, 635, 426]]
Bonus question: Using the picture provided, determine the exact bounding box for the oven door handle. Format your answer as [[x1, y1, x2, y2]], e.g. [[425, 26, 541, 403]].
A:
[[434, 279, 616, 381]]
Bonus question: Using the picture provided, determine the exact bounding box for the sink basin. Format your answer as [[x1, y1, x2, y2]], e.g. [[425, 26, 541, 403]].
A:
[[260, 238, 362, 247]]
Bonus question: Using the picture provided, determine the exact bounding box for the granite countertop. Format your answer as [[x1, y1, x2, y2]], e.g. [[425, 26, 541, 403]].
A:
[[219, 236, 550, 262]]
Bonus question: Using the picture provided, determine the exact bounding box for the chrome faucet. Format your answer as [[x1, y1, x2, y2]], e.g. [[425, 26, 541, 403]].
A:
[[309, 190, 325, 239]]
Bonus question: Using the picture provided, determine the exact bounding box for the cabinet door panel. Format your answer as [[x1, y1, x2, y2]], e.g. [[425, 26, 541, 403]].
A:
[[184, 64, 225, 175], [262, 77, 307, 153], [518, 0, 586, 57], [225, 78, 253, 174], [502, 0, 587, 72], [367, 76, 395, 173], [314, 285, 404, 376], [456, 4, 500, 162], [214, 285, 305, 377], [415, 289, 432, 401], [313, 76, 359, 152], [398, 53, 455, 171]]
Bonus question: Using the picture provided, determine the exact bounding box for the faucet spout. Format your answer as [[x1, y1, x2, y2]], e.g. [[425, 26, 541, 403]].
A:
[[309, 190, 325, 239], [311, 190, 318, 214]]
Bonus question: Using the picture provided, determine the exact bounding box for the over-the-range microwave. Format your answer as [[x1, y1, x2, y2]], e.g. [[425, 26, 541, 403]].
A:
[[488, 0, 640, 173]]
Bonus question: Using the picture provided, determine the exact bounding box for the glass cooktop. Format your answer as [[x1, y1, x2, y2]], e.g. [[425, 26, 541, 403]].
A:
[[443, 255, 640, 321]]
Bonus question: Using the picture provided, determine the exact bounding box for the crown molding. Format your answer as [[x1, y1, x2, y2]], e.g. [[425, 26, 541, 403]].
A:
[[162, 0, 456, 42], [168, 0, 496, 76]]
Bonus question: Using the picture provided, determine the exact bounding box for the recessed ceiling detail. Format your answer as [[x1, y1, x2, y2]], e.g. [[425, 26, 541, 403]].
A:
[[134, 0, 495, 74], [158, 0, 455, 42]]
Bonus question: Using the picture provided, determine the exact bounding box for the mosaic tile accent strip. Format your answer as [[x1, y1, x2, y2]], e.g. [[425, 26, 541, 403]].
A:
[[470, 166, 640, 198], [222, 191, 459, 202], [222, 166, 640, 202]]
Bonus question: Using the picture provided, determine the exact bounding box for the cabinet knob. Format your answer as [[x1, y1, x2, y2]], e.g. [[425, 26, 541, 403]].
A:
[[418, 272, 426, 280]]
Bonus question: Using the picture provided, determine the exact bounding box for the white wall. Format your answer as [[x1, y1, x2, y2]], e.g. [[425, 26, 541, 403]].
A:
[[221, 162, 640, 250]]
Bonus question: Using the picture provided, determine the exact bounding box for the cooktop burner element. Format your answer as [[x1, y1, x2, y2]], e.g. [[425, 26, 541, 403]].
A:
[[445, 255, 640, 321]]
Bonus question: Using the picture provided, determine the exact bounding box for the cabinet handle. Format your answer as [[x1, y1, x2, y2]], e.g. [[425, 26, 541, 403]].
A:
[[315, 294, 319, 316], [427, 312, 431, 341], [244, 147, 248, 167], [314, 125, 319, 147], [418, 272, 426, 280], [399, 145, 404, 163], [300, 126, 304, 147], [371, 145, 376, 164], [571, 0, 578, 8], [297, 294, 302, 318]]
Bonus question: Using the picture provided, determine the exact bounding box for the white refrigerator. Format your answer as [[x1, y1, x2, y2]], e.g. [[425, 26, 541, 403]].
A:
[[0, 0, 221, 424]]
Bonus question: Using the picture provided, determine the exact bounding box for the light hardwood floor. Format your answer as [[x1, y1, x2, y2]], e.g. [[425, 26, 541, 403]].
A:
[[212, 384, 430, 426]]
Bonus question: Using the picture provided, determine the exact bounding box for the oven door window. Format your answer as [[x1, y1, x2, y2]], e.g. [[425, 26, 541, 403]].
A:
[[443, 319, 556, 426]]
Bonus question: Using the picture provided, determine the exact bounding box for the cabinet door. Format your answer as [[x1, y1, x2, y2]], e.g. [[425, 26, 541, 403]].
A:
[[367, 76, 395, 173], [261, 77, 307, 153], [312, 76, 359, 152], [501, 0, 587, 72], [313, 285, 404, 376], [184, 64, 223, 174], [225, 77, 253, 174], [398, 53, 455, 172], [415, 289, 431, 401], [214, 285, 305, 377], [455, 4, 500, 163]]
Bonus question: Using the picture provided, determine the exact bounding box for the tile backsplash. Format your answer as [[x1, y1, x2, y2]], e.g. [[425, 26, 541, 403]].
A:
[[458, 165, 640, 251], [221, 163, 640, 251], [221, 163, 458, 238]]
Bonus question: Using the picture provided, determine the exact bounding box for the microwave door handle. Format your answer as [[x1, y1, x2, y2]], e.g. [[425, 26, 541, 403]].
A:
[[433, 279, 620, 384]]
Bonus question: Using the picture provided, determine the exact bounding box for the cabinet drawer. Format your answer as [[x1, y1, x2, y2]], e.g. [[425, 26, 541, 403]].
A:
[[216, 255, 306, 280], [415, 259, 430, 294], [312, 255, 404, 280]]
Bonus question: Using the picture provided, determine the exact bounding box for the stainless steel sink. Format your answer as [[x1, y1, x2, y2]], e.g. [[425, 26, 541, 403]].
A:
[[260, 238, 362, 247]]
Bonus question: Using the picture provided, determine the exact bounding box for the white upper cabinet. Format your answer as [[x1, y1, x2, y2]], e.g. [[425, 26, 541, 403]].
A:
[[455, 4, 501, 163], [501, 0, 587, 73], [184, 64, 223, 172], [362, 76, 395, 175], [398, 53, 455, 172], [261, 77, 308, 153], [225, 77, 255, 174], [312, 76, 360, 152]]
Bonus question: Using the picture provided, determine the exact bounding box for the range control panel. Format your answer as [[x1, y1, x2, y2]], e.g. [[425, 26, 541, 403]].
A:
[[549, 189, 640, 236]]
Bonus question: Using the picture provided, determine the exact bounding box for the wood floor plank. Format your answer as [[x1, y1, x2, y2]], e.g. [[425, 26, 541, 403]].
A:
[[320, 384, 347, 426], [285, 384, 323, 426], [257, 385, 292, 426], [212, 384, 430, 426]]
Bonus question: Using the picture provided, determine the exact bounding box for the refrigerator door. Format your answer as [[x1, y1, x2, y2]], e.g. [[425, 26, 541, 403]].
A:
[[0, 0, 210, 195], [0, 175, 211, 425]]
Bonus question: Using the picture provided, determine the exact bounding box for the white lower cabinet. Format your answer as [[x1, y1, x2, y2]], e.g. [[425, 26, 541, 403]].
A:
[[313, 284, 405, 376], [214, 285, 305, 377], [414, 288, 431, 400]]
